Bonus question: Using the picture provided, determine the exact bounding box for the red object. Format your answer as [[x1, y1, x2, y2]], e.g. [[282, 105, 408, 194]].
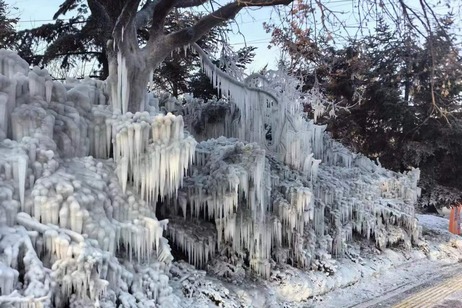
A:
[[449, 205, 461, 235]]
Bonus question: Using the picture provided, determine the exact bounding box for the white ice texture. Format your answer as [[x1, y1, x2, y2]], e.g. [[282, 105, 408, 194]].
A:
[[0, 50, 187, 307], [165, 45, 421, 277], [0, 47, 421, 307]]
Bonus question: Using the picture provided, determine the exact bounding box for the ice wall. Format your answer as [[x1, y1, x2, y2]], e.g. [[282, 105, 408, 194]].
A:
[[0, 50, 187, 307]]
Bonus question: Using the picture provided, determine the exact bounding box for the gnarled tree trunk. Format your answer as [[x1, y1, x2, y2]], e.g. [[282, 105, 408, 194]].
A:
[[90, 0, 293, 114]]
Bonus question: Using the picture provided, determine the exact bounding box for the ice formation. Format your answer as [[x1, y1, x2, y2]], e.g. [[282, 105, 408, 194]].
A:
[[193, 44, 281, 146], [0, 45, 422, 307], [0, 50, 188, 307], [106, 111, 196, 202], [161, 46, 422, 278]]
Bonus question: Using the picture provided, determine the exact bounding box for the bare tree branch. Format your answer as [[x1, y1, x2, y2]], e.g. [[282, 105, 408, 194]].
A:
[[149, 0, 176, 36], [167, 0, 293, 48], [167, 2, 241, 47], [135, 0, 158, 29], [53, 0, 79, 20], [174, 0, 209, 8]]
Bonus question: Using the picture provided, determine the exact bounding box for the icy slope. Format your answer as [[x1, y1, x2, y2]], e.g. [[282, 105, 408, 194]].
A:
[[167, 56, 421, 280]]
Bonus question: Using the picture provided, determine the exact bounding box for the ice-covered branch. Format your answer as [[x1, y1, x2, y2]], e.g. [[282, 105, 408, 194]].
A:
[[192, 43, 279, 102], [192, 43, 280, 145]]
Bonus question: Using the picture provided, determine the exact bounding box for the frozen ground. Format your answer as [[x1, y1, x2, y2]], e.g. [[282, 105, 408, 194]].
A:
[[292, 214, 462, 307], [170, 213, 462, 307]]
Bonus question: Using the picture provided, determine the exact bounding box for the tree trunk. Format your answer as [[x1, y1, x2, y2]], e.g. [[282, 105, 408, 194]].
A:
[[107, 48, 155, 114], [100, 47, 109, 80]]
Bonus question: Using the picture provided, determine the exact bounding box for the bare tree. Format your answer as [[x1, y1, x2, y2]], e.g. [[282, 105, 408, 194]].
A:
[[265, 0, 459, 117]]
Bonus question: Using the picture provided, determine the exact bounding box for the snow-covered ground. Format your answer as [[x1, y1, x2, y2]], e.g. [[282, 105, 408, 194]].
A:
[[312, 214, 462, 307], [170, 213, 462, 307]]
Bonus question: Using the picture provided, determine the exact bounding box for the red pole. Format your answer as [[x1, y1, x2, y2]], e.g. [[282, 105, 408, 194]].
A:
[[449, 204, 462, 235]]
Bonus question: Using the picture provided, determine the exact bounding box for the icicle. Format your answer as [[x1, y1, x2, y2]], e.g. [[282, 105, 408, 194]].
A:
[[45, 80, 53, 103], [17, 155, 27, 206]]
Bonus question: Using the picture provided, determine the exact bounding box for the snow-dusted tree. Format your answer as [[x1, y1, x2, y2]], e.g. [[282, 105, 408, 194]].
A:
[[53, 0, 292, 113]]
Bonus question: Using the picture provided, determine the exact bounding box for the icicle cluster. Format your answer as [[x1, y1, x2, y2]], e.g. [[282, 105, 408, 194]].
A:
[[172, 46, 422, 278], [180, 98, 237, 142], [162, 138, 273, 275], [0, 50, 180, 307], [166, 218, 217, 268], [194, 44, 280, 146], [107, 111, 196, 202], [166, 135, 420, 277]]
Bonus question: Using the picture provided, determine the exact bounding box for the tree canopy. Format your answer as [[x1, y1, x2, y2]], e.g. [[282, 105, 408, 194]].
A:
[[0, 0, 18, 49]]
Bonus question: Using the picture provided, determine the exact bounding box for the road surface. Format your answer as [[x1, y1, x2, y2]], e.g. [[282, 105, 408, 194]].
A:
[[354, 266, 462, 308], [392, 274, 462, 308]]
